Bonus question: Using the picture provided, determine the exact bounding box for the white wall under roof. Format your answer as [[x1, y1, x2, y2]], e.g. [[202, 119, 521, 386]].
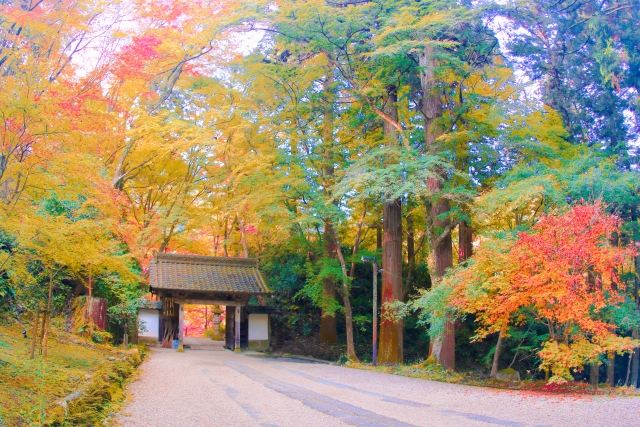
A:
[[248, 313, 269, 341], [139, 309, 159, 338]]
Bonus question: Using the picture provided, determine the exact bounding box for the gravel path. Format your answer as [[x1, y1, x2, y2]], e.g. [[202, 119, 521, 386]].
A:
[[116, 348, 639, 427]]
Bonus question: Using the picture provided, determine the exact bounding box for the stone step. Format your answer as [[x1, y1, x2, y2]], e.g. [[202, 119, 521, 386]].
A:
[[188, 345, 225, 351]]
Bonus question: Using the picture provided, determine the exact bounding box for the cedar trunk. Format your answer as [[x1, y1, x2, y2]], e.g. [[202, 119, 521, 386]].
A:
[[319, 74, 339, 344], [320, 219, 338, 343], [428, 178, 454, 370], [320, 222, 338, 343], [420, 45, 454, 370], [378, 85, 403, 364], [379, 198, 403, 364], [458, 220, 473, 263]]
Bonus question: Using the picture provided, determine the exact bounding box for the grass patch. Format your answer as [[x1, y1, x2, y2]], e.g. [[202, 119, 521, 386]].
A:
[[345, 359, 464, 384], [0, 323, 146, 426]]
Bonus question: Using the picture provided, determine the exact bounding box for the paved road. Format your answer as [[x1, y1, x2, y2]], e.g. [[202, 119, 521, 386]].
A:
[[116, 348, 639, 427]]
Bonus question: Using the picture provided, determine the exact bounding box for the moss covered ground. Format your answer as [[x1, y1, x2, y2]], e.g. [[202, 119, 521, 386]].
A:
[[0, 322, 145, 426]]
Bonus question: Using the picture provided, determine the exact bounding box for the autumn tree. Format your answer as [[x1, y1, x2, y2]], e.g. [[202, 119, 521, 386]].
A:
[[450, 204, 638, 383]]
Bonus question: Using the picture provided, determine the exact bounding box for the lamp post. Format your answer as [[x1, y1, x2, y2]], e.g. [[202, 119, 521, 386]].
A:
[[362, 256, 378, 366]]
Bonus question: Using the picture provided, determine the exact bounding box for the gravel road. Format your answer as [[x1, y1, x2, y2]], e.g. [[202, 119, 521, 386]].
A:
[[116, 347, 639, 427]]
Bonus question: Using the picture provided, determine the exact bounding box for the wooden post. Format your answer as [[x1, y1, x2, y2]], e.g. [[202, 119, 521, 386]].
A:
[[372, 261, 378, 366], [234, 305, 241, 352], [178, 299, 184, 351]]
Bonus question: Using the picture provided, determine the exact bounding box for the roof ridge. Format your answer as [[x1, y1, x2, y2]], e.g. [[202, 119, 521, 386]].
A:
[[155, 253, 258, 266]]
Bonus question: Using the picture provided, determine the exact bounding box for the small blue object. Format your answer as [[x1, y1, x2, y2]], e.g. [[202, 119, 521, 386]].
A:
[[172, 339, 179, 350]]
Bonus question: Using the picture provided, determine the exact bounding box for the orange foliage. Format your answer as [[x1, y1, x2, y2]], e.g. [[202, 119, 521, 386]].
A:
[[183, 305, 225, 337], [451, 203, 639, 382]]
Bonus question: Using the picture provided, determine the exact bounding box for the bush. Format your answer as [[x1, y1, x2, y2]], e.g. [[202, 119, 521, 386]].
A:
[[91, 330, 113, 344]]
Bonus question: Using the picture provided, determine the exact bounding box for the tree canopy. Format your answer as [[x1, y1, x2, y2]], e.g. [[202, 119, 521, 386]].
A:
[[1, 0, 638, 386]]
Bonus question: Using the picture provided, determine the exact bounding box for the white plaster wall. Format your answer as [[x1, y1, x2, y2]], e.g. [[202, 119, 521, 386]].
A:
[[138, 309, 159, 338], [248, 314, 269, 341]]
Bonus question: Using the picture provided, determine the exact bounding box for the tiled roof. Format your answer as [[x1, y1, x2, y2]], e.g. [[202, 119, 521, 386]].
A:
[[149, 254, 270, 295]]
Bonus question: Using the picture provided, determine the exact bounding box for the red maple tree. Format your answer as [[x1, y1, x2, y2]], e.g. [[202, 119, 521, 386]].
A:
[[451, 203, 638, 382]]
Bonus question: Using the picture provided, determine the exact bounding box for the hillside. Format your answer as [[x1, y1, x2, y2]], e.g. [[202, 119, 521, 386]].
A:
[[0, 323, 144, 426]]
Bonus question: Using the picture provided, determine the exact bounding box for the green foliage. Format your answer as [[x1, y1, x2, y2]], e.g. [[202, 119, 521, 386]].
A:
[[601, 298, 640, 332], [408, 284, 459, 340], [493, 0, 640, 156], [334, 146, 451, 203], [352, 315, 370, 333], [388, 283, 460, 342], [299, 256, 343, 316]]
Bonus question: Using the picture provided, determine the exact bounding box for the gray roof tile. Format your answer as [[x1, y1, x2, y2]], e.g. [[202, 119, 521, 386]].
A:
[[149, 254, 270, 294]]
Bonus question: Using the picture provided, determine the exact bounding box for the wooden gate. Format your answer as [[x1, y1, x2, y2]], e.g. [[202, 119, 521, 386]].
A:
[[225, 306, 248, 350]]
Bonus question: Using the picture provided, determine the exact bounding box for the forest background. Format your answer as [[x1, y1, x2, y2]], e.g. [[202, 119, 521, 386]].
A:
[[1, 0, 639, 387]]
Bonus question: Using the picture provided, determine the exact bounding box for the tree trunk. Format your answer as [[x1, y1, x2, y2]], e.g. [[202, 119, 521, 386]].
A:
[[319, 302, 338, 343], [319, 74, 339, 344], [419, 45, 443, 150], [401, 203, 417, 357], [428, 178, 454, 370], [41, 312, 51, 357], [239, 218, 249, 258], [41, 271, 54, 358], [331, 228, 358, 361], [632, 234, 640, 388], [606, 351, 615, 386], [420, 45, 454, 370], [458, 220, 473, 263], [39, 308, 47, 354], [29, 310, 40, 359], [320, 223, 338, 344], [631, 329, 639, 388], [340, 285, 357, 361], [223, 216, 229, 257], [490, 329, 504, 377], [349, 207, 367, 279], [590, 361, 600, 387], [429, 180, 453, 278], [378, 85, 403, 364]]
